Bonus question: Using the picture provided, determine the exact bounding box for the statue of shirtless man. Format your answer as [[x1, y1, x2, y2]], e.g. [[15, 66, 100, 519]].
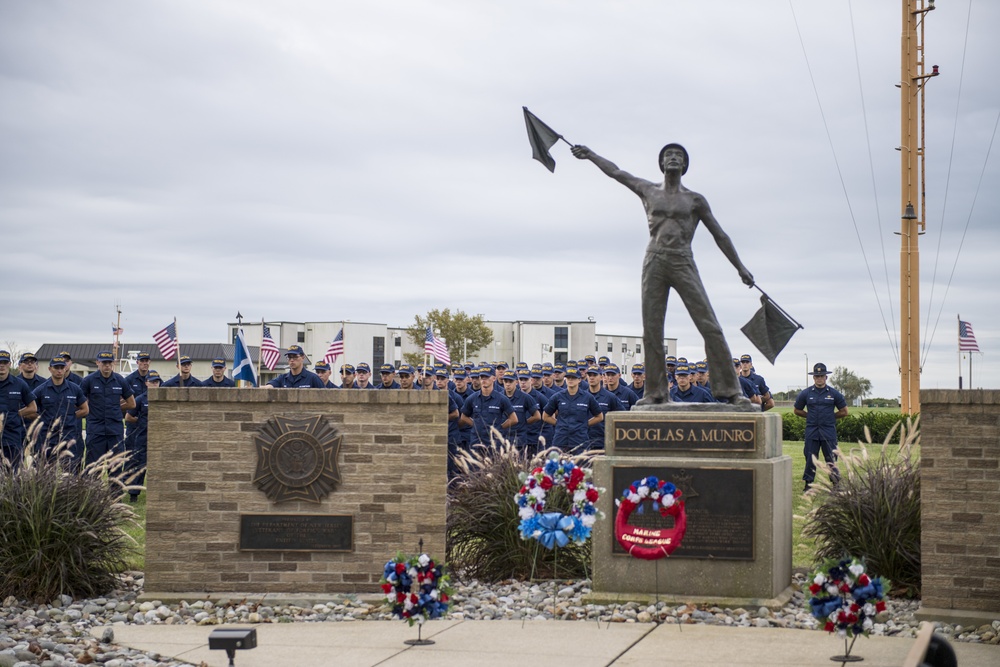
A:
[[571, 143, 753, 405]]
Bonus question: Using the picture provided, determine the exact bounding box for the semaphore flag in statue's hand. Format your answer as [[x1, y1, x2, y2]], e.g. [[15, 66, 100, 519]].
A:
[[523, 107, 567, 173]]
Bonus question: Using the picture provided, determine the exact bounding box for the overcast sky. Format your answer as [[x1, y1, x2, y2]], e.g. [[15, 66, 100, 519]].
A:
[[2, 1, 997, 398]]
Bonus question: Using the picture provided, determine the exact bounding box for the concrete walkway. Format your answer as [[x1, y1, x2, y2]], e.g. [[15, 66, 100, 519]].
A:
[[97, 621, 1000, 667]]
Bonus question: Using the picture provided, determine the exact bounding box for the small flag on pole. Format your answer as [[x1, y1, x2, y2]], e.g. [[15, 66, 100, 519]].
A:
[[112, 324, 124, 336], [153, 321, 178, 360], [959, 320, 980, 352], [740, 292, 803, 364], [425, 326, 451, 365], [260, 325, 280, 371], [324, 328, 345, 365], [232, 328, 258, 387], [523, 107, 564, 173]]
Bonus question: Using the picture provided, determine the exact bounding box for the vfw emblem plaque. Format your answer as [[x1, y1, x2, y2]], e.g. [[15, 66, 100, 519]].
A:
[[253, 415, 343, 503]]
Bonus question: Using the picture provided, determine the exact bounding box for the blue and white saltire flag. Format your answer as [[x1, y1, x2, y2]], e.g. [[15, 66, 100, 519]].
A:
[[233, 328, 258, 387]]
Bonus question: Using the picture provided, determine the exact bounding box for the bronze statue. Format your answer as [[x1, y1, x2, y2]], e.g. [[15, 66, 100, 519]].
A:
[[571, 143, 753, 406]]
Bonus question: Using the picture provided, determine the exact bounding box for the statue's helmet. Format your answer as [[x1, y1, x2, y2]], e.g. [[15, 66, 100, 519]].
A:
[[658, 143, 689, 175]]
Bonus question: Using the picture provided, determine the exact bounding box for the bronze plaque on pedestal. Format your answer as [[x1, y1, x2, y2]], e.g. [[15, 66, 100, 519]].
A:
[[612, 466, 754, 560], [239, 514, 353, 552], [613, 418, 756, 453]]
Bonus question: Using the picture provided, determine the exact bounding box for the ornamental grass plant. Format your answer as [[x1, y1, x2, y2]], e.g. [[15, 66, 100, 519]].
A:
[[802, 417, 921, 596], [447, 435, 597, 582], [0, 433, 141, 602]]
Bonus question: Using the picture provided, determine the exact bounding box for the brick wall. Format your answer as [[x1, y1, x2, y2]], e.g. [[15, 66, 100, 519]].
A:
[[143, 388, 448, 595], [920, 389, 1000, 612]]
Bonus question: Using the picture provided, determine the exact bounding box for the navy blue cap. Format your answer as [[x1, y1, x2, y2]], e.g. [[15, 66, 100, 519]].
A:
[[340, 363, 355, 374], [49, 357, 67, 367], [674, 364, 692, 376], [96, 351, 114, 363], [740, 354, 752, 363], [379, 364, 396, 374], [314, 361, 331, 372], [285, 345, 305, 357], [0, 350, 10, 363], [178, 355, 193, 365], [530, 369, 543, 378], [605, 364, 621, 375], [598, 356, 610, 365], [554, 364, 566, 373], [501, 370, 517, 382], [564, 368, 581, 379], [453, 370, 468, 379], [18, 352, 37, 364], [211, 358, 226, 368], [356, 362, 371, 373], [435, 367, 449, 377], [136, 352, 151, 361], [147, 370, 162, 382], [397, 364, 415, 376], [631, 363, 645, 374]]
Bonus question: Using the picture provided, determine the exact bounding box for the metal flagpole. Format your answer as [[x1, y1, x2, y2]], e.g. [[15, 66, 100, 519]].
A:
[[958, 315, 963, 389], [257, 318, 264, 384], [173, 316, 183, 387]]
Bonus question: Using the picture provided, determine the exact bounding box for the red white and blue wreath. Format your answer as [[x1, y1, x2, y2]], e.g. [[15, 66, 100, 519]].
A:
[[514, 453, 602, 549], [380, 552, 453, 625], [614, 476, 687, 560], [807, 558, 889, 637]]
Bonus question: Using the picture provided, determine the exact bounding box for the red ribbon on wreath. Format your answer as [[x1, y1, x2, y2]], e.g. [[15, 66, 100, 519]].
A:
[[614, 485, 687, 560]]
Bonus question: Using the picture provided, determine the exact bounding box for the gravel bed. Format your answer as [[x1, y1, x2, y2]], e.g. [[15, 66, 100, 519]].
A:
[[2, 572, 997, 667]]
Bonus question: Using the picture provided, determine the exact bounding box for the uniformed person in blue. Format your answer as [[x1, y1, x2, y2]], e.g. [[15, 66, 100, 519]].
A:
[[125, 352, 152, 397], [79, 350, 136, 465], [203, 358, 236, 388], [339, 364, 356, 389], [584, 367, 624, 450], [124, 370, 161, 502], [794, 363, 848, 491], [459, 367, 517, 445], [25, 356, 89, 462], [669, 364, 714, 403], [17, 352, 46, 393], [604, 364, 639, 410], [59, 351, 86, 385], [449, 368, 473, 449], [377, 364, 400, 389], [694, 360, 712, 396], [499, 369, 540, 449], [739, 354, 774, 411], [397, 364, 418, 390], [629, 363, 646, 399], [354, 362, 377, 389], [734, 358, 761, 405], [543, 368, 602, 452], [517, 370, 547, 453], [162, 355, 202, 387], [266, 345, 325, 388], [0, 350, 36, 469], [313, 361, 335, 387]]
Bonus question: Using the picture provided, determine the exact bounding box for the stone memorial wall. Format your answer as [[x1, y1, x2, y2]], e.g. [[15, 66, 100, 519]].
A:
[[142, 388, 448, 597]]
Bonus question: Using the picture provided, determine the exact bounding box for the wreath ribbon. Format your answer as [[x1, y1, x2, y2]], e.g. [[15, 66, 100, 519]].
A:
[[614, 491, 687, 561], [536, 512, 576, 550]]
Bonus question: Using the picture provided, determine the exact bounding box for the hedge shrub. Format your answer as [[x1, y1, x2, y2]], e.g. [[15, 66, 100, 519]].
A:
[[782, 410, 913, 444]]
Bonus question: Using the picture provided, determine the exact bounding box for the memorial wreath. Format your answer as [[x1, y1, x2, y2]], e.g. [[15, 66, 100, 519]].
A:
[[380, 552, 453, 625], [614, 476, 687, 560], [807, 558, 889, 638], [514, 453, 601, 549]]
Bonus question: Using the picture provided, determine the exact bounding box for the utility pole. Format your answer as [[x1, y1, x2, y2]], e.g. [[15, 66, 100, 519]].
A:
[[898, 0, 937, 414]]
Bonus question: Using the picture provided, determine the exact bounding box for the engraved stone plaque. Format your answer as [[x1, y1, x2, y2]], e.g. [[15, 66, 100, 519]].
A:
[[612, 466, 754, 560], [239, 514, 353, 551]]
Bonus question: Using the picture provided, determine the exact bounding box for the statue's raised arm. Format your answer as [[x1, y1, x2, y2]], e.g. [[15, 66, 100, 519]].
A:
[[571, 145, 652, 197]]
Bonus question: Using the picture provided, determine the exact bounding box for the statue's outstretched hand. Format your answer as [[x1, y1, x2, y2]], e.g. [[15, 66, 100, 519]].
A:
[[571, 145, 592, 160], [740, 268, 755, 287]]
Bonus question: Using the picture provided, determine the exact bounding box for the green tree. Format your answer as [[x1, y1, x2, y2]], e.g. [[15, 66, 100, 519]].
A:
[[404, 309, 493, 366], [830, 366, 873, 404]]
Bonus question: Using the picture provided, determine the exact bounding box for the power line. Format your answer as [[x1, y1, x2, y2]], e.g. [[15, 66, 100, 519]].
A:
[[788, 0, 899, 366]]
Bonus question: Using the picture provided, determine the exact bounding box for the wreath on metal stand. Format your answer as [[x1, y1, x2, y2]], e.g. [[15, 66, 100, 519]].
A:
[[380, 544, 453, 646]]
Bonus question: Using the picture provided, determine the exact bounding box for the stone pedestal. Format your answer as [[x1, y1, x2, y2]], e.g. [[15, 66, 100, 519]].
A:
[[588, 408, 793, 608]]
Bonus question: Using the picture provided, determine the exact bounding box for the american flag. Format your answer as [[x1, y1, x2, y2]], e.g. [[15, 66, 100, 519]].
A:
[[324, 328, 345, 365], [261, 325, 281, 370], [959, 320, 980, 352], [153, 321, 178, 359], [112, 324, 124, 336], [424, 326, 451, 364]]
